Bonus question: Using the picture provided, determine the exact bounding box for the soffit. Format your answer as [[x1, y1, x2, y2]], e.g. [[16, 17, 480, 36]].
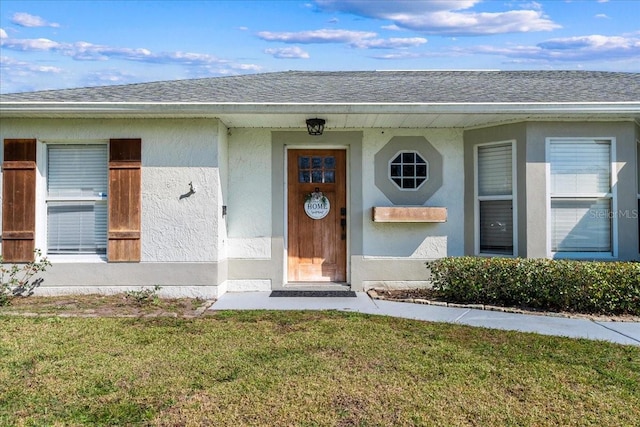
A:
[[2, 103, 638, 130]]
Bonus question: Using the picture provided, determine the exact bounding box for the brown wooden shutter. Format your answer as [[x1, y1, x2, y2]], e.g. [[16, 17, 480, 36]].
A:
[[2, 139, 37, 262], [108, 138, 141, 262]]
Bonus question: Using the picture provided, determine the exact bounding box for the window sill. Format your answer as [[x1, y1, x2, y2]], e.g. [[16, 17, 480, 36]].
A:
[[46, 254, 107, 263], [476, 252, 516, 258], [551, 252, 616, 260], [372, 206, 447, 223]]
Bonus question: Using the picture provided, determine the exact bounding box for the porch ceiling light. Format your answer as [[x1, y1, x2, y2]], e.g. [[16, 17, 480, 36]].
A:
[[305, 118, 326, 135]]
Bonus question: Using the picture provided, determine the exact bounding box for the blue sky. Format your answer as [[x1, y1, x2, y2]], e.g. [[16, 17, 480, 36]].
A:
[[1, 0, 639, 93]]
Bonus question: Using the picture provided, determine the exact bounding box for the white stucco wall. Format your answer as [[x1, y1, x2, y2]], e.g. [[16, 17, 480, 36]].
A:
[[362, 129, 465, 258], [224, 128, 464, 264], [224, 128, 464, 261], [217, 122, 229, 261], [0, 118, 223, 263], [1, 118, 463, 289], [226, 129, 272, 259]]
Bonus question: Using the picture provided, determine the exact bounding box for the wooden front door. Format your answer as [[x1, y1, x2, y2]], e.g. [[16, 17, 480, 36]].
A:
[[287, 149, 347, 282]]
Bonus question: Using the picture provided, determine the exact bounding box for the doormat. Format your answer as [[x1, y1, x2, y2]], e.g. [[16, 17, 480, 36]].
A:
[[269, 290, 357, 298]]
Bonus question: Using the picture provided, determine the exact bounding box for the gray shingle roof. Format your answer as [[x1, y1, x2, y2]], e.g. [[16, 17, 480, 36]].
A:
[[1, 70, 639, 104]]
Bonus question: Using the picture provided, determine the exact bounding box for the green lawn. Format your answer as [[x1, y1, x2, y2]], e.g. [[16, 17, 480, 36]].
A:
[[1, 310, 639, 426]]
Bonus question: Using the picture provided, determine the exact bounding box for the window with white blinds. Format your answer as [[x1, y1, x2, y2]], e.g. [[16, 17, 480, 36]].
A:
[[549, 141, 610, 195], [46, 144, 108, 254], [548, 139, 613, 254], [476, 142, 515, 255], [478, 144, 513, 197], [551, 199, 611, 252]]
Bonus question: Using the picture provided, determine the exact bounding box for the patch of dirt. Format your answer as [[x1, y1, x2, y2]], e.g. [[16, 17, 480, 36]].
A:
[[369, 288, 640, 323], [0, 294, 214, 318], [373, 288, 444, 302], [2, 290, 639, 323]]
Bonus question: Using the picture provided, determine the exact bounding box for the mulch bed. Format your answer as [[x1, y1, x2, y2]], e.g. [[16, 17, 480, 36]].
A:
[[368, 288, 640, 323]]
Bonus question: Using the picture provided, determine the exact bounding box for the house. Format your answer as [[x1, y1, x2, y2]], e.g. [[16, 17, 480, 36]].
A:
[[1, 70, 639, 298]]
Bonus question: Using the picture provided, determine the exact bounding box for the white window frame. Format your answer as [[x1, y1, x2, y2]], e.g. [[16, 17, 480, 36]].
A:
[[474, 140, 518, 257], [36, 140, 109, 263], [545, 137, 617, 259]]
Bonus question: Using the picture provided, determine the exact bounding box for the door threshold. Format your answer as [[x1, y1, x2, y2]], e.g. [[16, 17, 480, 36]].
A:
[[270, 290, 356, 298], [282, 282, 351, 292]]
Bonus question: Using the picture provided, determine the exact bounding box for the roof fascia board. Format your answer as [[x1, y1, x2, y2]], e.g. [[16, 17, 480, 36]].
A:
[[1, 102, 639, 117]]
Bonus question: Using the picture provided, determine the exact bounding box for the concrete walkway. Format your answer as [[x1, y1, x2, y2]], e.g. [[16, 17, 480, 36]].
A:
[[211, 292, 640, 346]]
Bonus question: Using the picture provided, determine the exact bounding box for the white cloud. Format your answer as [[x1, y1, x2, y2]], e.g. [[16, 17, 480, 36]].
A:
[[397, 10, 559, 34], [317, 0, 480, 16], [537, 35, 640, 58], [370, 51, 424, 60], [154, 50, 221, 64], [466, 34, 640, 63], [595, 14, 610, 19], [11, 12, 60, 28], [180, 62, 262, 79], [257, 29, 425, 50], [0, 56, 63, 74], [517, 2, 543, 11], [314, 0, 560, 35], [0, 33, 261, 81], [0, 36, 60, 51], [62, 41, 153, 61], [83, 69, 138, 86], [231, 63, 262, 71], [0, 56, 63, 93], [258, 29, 377, 44], [0, 33, 235, 65], [363, 32, 640, 66], [352, 37, 427, 49], [265, 46, 310, 59]]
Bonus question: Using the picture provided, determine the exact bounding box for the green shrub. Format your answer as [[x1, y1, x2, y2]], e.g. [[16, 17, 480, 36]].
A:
[[1, 249, 52, 306], [124, 285, 162, 306], [427, 257, 640, 315]]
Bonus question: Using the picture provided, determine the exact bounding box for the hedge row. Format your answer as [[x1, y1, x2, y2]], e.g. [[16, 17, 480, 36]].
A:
[[427, 257, 640, 316]]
